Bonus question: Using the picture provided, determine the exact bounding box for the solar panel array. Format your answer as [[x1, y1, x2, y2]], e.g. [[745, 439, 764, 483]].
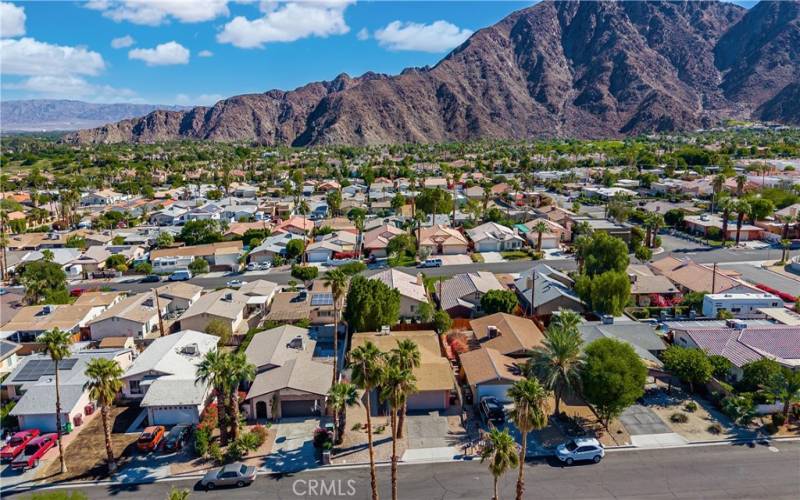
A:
[[13, 358, 78, 382], [311, 293, 334, 306]]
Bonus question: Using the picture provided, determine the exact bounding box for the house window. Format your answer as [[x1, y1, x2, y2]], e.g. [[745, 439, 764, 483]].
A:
[[130, 380, 141, 394]]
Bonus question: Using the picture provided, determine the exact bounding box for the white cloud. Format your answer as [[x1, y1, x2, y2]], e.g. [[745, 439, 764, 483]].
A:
[[1, 2, 26, 38], [374, 20, 472, 53], [217, 0, 353, 49], [129, 41, 190, 66], [175, 93, 223, 106], [111, 35, 135, 48], [5, 75, 137, 102], [0, 37, 105, 76], [356, 27, 368, 41], [86, 0, 230, 26], [198, 49, 214, 57]]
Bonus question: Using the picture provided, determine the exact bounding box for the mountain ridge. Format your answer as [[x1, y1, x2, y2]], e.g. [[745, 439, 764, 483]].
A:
[[66, 0, 800, 146]]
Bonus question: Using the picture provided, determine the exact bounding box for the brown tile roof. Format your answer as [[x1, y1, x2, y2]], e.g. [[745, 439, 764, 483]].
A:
[[469, 313, 545, 355], [459, 347, 524, 386], [649, 257, 742, 293], [150, 240, 242, 259]]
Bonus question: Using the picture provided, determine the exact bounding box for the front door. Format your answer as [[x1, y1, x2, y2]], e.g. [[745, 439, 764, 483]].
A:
[[256, 401, 268, 419]]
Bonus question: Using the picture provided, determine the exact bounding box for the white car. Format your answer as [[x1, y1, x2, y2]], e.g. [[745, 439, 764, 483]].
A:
[[226, 279, 246, 289], [246, 262, 258, 271], [555, 437, 605, 465]]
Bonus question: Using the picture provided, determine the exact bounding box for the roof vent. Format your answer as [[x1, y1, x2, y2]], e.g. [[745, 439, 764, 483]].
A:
[[287, 335, 304, 350], [180, 343, 199, 355], [488, 325, 499, 338], [42, 305, 56, 315], [223, 293, 233, 302]]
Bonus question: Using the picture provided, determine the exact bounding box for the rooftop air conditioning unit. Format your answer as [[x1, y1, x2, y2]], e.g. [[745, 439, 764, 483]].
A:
[[181, 343, 199, 355]]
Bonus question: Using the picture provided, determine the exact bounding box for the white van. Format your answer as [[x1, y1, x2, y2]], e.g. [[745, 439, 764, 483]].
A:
[[169, 268, 193, 281]]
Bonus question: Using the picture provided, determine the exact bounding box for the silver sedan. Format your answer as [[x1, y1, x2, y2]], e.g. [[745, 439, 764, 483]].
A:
[[200, 463, 257, 489]]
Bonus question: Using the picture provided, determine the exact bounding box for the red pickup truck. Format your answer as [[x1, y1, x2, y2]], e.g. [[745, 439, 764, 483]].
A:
[[11, 433, 57, 470], [1, 429, 40, 462]]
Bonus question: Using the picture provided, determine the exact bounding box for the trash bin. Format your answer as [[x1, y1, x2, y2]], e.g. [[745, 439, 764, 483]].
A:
[[64, 422, 73, 434]]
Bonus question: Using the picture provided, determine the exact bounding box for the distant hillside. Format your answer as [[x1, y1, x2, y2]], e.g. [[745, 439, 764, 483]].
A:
[[1, 99, 191, 132], [68, 0, 800, 146]]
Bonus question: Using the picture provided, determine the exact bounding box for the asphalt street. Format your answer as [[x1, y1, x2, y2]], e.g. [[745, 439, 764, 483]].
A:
[[7, 442, 799, 499]]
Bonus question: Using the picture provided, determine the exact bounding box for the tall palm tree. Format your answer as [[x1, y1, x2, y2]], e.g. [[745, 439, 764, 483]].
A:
[[349, 342, 384, 500], [324, 269, 349, 387], [390, 339, 421, 439], [354, 214, 365, 258], [413, 210, 426, 252], [549, 309, 582, 333], [225, 352, 255, 441], [711, 174, 726, 213], [480, 428, 520, 500], [526, 325, 584, 416], [649, 214, 664, 248], [380, 362, 417, 500], [328, 382, 359, 445], [508, 379, 548, 500], [297, 200, 310, 264], [717, 196, 734, 244], [735, 174, 747, 196], [38, 328, 73, 474], [734, 198, 751, 245], [84, 357, 123, 473], [196, 350, 230, 445], [532, 221, 549, 253]]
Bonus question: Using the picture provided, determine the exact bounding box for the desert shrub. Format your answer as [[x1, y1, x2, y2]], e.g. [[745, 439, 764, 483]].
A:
[[375, 425, 386, 434], [313, 427, 332, 448], [684, 401, 698, 413], [670, 412, 689, 423], [194, 427, 210, 457], [707, 423, 723, 434], [209, 442, 223, 463], [772, 412, 786, 427], [251, 424, 268, 446]]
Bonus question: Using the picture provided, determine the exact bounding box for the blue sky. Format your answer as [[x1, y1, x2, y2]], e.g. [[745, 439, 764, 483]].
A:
[[0, 1, 756, 106]]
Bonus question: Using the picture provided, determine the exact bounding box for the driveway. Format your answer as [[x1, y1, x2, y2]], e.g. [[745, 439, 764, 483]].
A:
[[478, 252, 505, 263], [621, 405, 687, 448], [438, 255, 473, 266], [402, 414, 457, 462], [263, 417, 323, 473]]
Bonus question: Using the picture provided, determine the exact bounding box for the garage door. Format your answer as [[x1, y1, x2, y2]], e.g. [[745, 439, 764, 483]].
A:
[[477, 384, 512, 403], [281, 399, 319, 418], [150, 407, 198, 426], [407, 391, 446, 411]]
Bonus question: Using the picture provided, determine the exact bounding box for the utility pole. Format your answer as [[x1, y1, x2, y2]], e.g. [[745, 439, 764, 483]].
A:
[[154, 289, 166, 337], [711, 262, 717, 294]]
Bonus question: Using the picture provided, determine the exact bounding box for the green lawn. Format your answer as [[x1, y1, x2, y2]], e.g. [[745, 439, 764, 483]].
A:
[[388, 254, 417, 267], [500, 250, 532, 260]]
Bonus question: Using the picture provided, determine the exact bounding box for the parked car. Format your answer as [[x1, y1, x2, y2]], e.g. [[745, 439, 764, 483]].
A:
[[418, 258, 443, 268], [69, 288, 86, 297], [137, 426, 166, 452], [226, 279, 246, 289], [169, 269, 192, 281], [162, 424, 191, 452], [1, 430, 40, 462], [11, 433, 57, 470], [141, 274, 162, 283], [555, 437, 605, 465], [92, 270, 120, 279], [246, 262, 258, 271], [201, 462, 257, 489], [479, 396, 505, 424], [258, 262, 271, 270]]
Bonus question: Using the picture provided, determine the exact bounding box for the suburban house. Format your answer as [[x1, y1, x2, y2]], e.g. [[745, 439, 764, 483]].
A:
[[89, 293, 171, 341], [578, 320, 667, 366], [362, 224, 406, 258], [571, 217, 631, 243], [702, 292, 783, 318], [244, 325, 332, 419], [238, 280, 279, 310], [671, 324, 800, 381], [0, 339, 22, 376], [155, 282, 204, 313], [684, 214, 763, 241], [264, 291, 312, 324], [150, 241, 243, 273], [514, 266, 586, 316], [418, 225, 469, 255], [467, 222, 525, 252], [248, 232, 305, 263], [7, 347, 134, 431], [627, 265, 681, 307], [179, 289, 250, 339], [305, 231, 357, 262], [439, 271, 505, 317], [649, 257, 755, 295], [351, 330, 455, 414], [273, 216, 314, 236], [520, 218, 567, 248], [0, 304, 97, 343], [468, 313, 545, 357], [369, 269, 429, 319], [149, 206, 188, 226], [81, 189, 125, 206], [72, 291, 125, 316], [459, 347, 523, 404], [121, 330, 218, 425]]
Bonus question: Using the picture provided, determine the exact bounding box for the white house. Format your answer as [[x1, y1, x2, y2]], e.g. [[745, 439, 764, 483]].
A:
[[89, 293, 171, 340], [121, 330, 218, 426], [702, 292, 783, 318], [369, 269, 429, 319], [7, 348, 134, 432], [467, 222, 525, 252]]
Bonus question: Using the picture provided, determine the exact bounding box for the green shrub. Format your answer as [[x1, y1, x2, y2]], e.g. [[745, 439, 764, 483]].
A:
[[772, 412, 786, 427], [209, 442, 223, 463], [707, 423, 723, 435], [670, 412, 689, 423], [251, 425, 268, 446], [684, 401, 698, 413]]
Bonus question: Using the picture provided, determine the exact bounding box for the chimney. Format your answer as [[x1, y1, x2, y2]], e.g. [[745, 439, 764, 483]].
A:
[[628, 273, 637, 283], [487, 325, 499, 338], [223, 292, 233, 301], [416, 273, 424, 286]]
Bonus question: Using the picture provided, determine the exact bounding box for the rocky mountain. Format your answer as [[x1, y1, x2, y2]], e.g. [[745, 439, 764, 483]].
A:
[[67, 0, 800, 146], [1, 100, 190, 132]]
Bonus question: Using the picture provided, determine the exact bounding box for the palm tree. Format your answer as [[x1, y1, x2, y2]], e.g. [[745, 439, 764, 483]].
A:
[[649, 214, 664, 248], [508, 379, 548, 500], [526, 325, 584, 416], [297, 200, 310, 264], [379, 362, 417, 500], [413, 210, 426, 251], [390, 339, 421, 439], [549, 308, 582, 333], [480, 428, 519, 500], [168, 487, 191, 500], [225, 352, 255, 441], [735, 174, 747, 196], [717, 196, 734, 244], [84, 357, 123, 473], [734, 198, 751, 245], [532, 221, 549, 253], [350, 342, 384, 500], [775, 369, 800, 417], [328, 382, 359, 445], [324, 269, 349, 387], [354, 214, 365, 257], [38, 328, 73, 474], [196, 350, 230, 445], [711, 174, 726, 213]]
